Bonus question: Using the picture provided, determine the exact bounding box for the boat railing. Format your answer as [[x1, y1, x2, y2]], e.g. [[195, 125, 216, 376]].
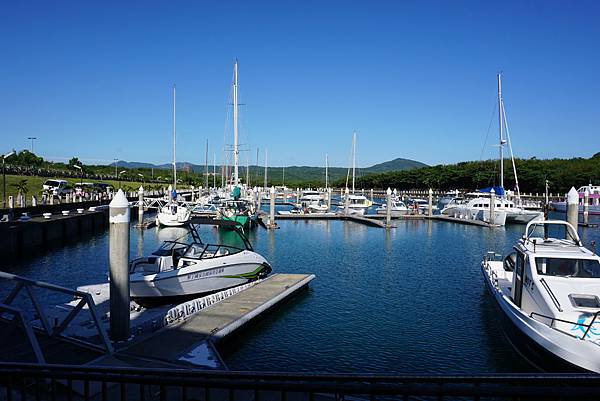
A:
[[530, 311, 600, 341], [539, 278, 563, 312]]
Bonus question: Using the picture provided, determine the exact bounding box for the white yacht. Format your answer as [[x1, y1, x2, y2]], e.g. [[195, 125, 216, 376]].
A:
[[130, 219, 271, 303], [298, 190, 328, 213], [376, 199, 408, 216], [445, 194, 541, 225], [482, 220, 600, 373], [340, 194, 372, 215], [156, 85, 191, 227], [551, 184, 600, 215]]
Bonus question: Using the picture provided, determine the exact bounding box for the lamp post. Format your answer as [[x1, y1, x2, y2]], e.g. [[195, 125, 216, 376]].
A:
[[118, 170, 126, 189], [113, 158, 118, 178], [3, 150, 16, 208], [137, 173, 144, 186], [27, 137, 37, 153], [73, 164, 82, 185]]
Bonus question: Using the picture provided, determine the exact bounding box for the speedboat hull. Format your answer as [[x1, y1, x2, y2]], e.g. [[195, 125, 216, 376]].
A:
[[130, 251, 271, 303]]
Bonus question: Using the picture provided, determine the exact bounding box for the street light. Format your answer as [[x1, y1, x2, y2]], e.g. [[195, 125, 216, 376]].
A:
[[26, 137, 37, 153], [73, 164, 82, 188], [118, 170, 126, 188], [137, 173, 145, 186], [2, 150, 16, 208]]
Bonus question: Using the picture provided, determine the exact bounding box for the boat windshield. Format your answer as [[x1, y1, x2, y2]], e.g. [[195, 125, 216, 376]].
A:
[[152, 241, 187, 256], [535, 257, 600, 278]]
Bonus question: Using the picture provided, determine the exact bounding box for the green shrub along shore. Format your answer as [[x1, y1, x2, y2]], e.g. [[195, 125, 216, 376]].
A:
[[1, 150, 598, 200]]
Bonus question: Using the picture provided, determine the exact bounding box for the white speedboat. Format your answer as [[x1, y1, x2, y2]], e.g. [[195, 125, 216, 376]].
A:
[[298, 190, 328, 213], [482, 220, 600, 373], [156, 203, 192, 227], [130, 218, 271, 303], [340, 194, 372, 215], [376, 199, 408, 216]]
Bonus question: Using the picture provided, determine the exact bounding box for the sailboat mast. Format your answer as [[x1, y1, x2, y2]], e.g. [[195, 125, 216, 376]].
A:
[[325, 153, 329, 189], [233, 60, 239, 186], [213, 153, 216, 188], [173, 84, 177, 192], [497, 73, 504, 192], [205, 139, 209, 189], [352, 131, 356, 194], [264, 149, 268, 189]]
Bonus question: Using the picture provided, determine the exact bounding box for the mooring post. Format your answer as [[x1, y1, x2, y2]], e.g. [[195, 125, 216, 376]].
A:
[[489, 188, 495, 225], [370, 188, 374, 203], [296, 188, 300, 206], [190, 185, 195, 203], [32, 195, 37, 207], [566, 187, 579, 234], [8, 195, 13, 209], [344, 187, 350, 215], [138, 186, 144, 225], [386, 187, 392, 227], [109, 189, 130, 341], [327, 187, 332, 212], [584, 189, 590, 226], [269, 185, 276, 228], [428, 188, 433, 217]]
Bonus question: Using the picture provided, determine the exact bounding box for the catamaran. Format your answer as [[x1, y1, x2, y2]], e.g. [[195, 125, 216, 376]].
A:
[[130, 218, 271, 304], [482, 220, 600, 372]]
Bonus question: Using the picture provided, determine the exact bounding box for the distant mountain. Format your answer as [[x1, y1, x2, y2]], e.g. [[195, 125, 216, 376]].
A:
[[110, 157, 428, 185], [362, 158, 428, 174]]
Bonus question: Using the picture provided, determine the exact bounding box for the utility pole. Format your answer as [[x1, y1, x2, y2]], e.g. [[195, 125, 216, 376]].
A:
[[27, 137, 37, 153]]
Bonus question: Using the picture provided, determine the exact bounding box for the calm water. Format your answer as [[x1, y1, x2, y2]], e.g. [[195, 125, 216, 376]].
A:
[[1, 211, 599, 374]]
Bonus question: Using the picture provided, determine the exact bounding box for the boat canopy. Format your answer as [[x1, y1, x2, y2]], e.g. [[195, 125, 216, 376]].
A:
[[478, 186, 505, 196]]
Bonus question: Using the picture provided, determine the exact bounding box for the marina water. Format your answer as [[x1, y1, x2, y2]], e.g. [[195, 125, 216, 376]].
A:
[[1, 211, 598, 374]]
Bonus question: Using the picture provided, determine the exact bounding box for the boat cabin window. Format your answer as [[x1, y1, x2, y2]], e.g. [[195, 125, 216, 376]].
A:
[[504, 252, 516, 272], [535, 258, 600, 278]]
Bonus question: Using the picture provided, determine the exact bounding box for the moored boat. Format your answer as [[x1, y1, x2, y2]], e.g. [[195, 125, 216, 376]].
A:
[[482, 220, 600, 372]]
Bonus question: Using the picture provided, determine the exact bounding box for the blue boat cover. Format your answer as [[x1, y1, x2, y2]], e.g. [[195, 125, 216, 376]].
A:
[[478, 186, 505, 196]]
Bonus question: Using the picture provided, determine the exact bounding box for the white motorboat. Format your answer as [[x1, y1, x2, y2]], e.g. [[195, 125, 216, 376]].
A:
[[376, 199, 408, 216], [482, 220, 600, 373], [407, 198, 438, 214], [130, 218, 271, 303], [298, 190, 328, 213], [340, 194, 372, 215]]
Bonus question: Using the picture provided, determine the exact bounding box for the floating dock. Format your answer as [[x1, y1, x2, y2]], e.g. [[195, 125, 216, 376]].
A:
[[1, 273, 315, 370]]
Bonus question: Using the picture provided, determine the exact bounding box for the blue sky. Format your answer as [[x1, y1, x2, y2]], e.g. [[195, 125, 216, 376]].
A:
[[1, 1, 599, 168]]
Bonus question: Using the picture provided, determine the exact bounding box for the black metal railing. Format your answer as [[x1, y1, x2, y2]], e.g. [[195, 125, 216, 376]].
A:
[[2, 362, 600, 401]]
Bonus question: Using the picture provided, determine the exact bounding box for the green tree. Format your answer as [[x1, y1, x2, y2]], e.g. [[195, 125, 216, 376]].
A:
[[11, 179, 29, 197]]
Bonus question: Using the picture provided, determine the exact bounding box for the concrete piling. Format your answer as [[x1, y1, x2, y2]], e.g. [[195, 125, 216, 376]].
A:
[[8, 196, 14, 209], [109, 189, 131, 342], [327, 187, 332, 212], [386, 187, 392, 227], [268, 186, 276, 228], [370, 188, 374, 203], [584, 189, 590, 226], [138, 186, 144, 225], [296, 188, 300, 206], [489, 188, 495, 224], [566, 187, 579, 234], [428, 188, 433, 217], [344, 187, 350, 215]]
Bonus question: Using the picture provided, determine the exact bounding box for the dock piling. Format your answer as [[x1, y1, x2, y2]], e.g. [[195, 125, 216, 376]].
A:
[[584, 189, 590, 226], [344, 187, 350, 215], [138, 186, 144, 225], [567, 187, 579, 235], [489, 188, 495, 224], [428, 188, 433, 217], [109, 189, 131, 341], [386, 187, 392, 227], [268, 186, 277, 229]]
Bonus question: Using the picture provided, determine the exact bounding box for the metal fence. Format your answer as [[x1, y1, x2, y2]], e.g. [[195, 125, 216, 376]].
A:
[[1, 362, 600, 401]]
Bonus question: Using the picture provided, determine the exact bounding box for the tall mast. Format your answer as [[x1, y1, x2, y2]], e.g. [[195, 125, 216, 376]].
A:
[[497, 73, 505, 192], [325, 153, 329, 189], [264, 149, 268, 189], [282, 164, 285, 187], [204, 139, 209, 189], [352, 131, 356, 194], [173, 84, 177, 191], [213, 153, 216, 188], [233, 59, 239, 186]]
